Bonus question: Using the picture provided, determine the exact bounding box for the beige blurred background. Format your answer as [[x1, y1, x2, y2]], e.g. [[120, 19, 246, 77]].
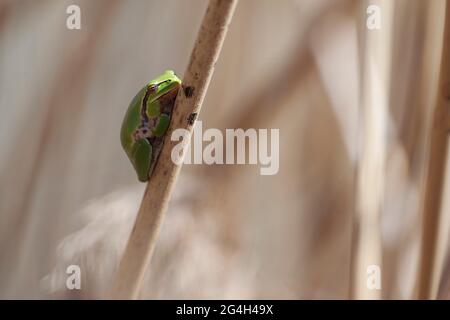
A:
[[0, 0, 449, 299]]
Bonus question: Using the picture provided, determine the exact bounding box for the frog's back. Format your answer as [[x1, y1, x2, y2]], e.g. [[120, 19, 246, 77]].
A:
[[120, 85, 146, 154]]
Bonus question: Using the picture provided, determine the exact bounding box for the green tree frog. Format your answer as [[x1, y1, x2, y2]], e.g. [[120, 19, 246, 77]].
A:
[[120, 70, 182, 182]]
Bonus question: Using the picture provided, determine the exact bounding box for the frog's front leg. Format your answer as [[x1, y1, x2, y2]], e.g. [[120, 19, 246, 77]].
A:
[[152, 114, 171, 137]]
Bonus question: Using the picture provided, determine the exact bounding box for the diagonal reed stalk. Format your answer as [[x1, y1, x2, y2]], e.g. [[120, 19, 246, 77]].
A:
[[110, 0, 238, 299]]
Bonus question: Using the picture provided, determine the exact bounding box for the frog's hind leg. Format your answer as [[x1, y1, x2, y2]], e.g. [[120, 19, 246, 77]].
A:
[[131, 138, 153, 182]]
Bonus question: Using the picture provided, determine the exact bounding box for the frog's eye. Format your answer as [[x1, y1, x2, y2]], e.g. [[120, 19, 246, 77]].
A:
[[147, 79, 171, 93], [147, 84, 158, 93]]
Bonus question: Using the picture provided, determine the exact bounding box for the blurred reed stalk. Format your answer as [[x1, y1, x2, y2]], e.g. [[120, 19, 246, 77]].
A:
[[417, 0, 450, 300], [212, 0, 356, 247], [110, 0, 238, 299], [230, 0, 356, 131], [350, 0, 394, 299], [0, 0, 120, 295]]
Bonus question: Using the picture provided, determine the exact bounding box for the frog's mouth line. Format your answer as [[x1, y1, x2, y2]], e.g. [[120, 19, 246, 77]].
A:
[[140, 85, 153, 124]]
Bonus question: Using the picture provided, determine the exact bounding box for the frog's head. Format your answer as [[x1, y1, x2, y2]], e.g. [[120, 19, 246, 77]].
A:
[[148, 70, 182, 100]]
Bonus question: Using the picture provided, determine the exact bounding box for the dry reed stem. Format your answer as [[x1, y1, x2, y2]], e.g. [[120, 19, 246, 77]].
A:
[[417, 0, 450, 300], [110, 0, 238, 299]]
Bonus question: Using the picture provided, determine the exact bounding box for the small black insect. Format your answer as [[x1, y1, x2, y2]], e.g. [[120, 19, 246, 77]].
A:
[[184, 86, 194, 98], [187, 113, 197, 126]]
